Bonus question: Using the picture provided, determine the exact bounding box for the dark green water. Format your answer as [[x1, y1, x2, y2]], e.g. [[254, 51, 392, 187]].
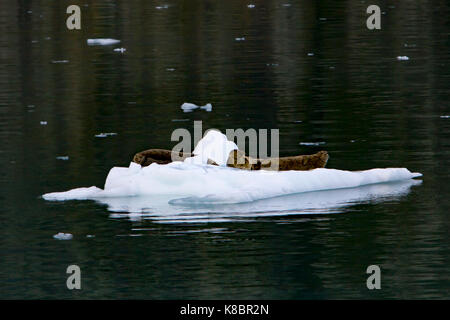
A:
[[0, 0, 449, 299]]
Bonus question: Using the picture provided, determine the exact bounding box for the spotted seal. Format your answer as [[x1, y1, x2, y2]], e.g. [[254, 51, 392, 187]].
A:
[[133, 148, 329, 171]]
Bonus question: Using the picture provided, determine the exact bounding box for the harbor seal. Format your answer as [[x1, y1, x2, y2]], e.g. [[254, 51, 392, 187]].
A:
[[133, 148, 329, 171], [133, 149, 193, 166], [226, 150, 329, 171]]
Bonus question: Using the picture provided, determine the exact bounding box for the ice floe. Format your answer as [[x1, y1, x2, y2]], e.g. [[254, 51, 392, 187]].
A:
[[181, 102, 212, 112], [299, 142, 325, 146], [43, 130, 421, 209], [43, 163, 421, 204], [95, 132, 117, 138], [53, 233, 73, 240], [87, 39, 121, 46]]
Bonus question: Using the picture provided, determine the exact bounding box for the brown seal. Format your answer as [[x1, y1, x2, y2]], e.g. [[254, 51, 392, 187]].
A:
[[133, 148, 329, 171], [226, 150, 329, 171], [262, 150, 329, 171], [132, 149, 193, 167]]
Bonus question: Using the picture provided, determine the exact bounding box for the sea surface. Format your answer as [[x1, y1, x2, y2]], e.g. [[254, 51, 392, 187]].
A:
[[0, 0, 449, 299]]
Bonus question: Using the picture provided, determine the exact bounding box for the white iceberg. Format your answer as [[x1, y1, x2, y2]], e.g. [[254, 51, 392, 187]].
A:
[[181, 102, 212, 112], [94, 132, 117, 138], [53, 232, 73, 240], [42, 163, 421, 203], [299, 141, 325, 146], [87, 38, 121, 46], [43, 130, 421, 208]]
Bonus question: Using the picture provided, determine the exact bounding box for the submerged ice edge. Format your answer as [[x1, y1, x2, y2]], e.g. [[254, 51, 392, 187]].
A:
[[104, 179, 422, 221]]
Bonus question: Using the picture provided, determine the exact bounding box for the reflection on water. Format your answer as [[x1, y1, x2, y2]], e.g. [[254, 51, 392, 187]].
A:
[[0, 0, 449, 299], [106, 180, 422, 223]]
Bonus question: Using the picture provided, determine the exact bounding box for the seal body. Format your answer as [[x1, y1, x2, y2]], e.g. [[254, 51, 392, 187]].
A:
[[133, 149, 193, 167], [226, 150, 328, 171], [261, 151, 329, 171], [133, 149, 329, 171]]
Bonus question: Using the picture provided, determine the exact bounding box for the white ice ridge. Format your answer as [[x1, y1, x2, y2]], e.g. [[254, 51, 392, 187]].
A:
[[185, 130, 238, 166], [42, 131, 421, 204]]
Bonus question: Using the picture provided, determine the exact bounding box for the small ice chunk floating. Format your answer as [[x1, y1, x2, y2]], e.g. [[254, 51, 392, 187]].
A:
[[94, 132, 117, 138], [53, 233, 73, 240], [87, 39, 121, 46], [181, 102, 212, 112], [43, 131, 422, 206], [299, 142, 325, 146]]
